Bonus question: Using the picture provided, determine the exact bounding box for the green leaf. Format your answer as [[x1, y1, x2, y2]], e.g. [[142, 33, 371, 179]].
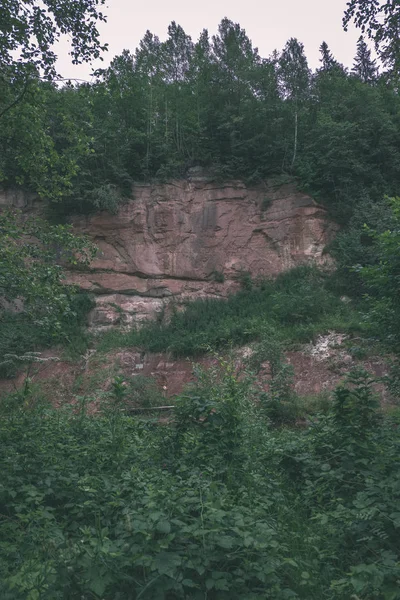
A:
[[89, 578, 106, 597], [156, 520, 171, 534], [217, 536, 235, 549], [154, 552, 181, 575]]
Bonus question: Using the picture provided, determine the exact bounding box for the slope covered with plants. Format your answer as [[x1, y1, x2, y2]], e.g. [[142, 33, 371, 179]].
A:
[[1, 2, 400, 599], [1, 361, 400, 600]]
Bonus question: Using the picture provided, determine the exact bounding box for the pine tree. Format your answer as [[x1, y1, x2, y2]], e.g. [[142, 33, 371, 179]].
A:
[[189, 29, 212, 141], [319, 41, 340, 71], [344, 0, 400, 75], [352, 36, 378, 83], [210, 19, 261, 173]]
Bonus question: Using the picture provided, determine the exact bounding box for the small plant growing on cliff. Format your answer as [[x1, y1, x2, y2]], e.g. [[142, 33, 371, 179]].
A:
[[89, 183, 126, 214], [212, 270, 225, 283], [237, 270, 253, 291], [261, 196, 273, 212]]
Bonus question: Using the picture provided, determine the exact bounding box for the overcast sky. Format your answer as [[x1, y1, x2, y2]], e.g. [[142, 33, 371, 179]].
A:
[[56, 0, 365, 81]]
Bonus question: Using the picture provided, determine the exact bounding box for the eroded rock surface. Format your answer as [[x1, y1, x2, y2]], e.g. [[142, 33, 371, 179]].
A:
[[69, 180, 338, 327]]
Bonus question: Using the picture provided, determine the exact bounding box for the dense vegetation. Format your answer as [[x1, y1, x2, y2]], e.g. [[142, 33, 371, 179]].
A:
[[0, 210, 95, 376], [1, 361, 400, 599], [1, 18, 400, 221], [1, 2, 400, 599]]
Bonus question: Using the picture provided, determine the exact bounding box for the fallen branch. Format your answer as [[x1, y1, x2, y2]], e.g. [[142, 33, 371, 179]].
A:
[[127, 405, 175, 412]]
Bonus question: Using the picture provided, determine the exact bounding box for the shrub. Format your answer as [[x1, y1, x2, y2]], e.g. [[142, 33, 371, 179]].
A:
[[0, 364, 399, 599], [211, 270, 225, 283], [246, 330, 298, 425]]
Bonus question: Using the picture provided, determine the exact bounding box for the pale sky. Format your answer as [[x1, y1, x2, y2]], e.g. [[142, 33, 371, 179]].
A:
[[55, 0, 365, 81]]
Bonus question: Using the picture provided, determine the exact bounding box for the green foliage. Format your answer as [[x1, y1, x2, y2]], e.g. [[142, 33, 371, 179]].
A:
[[343, 0, 400, 73], [329, 196, 396, 295], [352, 36, 378, 83], [0, 292, 94, 378], [99, 265, 354, 356], [261, 196, 273, 211], [0, 0, 107, 80], [1, 18, 398, 220], [122, 375, 164, 409], [247, 331, 298, 426], [0, 0, 108, 204], [295, 370, 400, 599], [1, 356, 399, 599], [298, 74, 400, 222], [211, 270, 225, 283], [383, 359, 400, 402], [237, 269, 253, 291], [353, 197, 400, 349], [319, 41, 343, 72], [174, 359, 254, 484], [1, 6, 400, 595], [0, 210, 96, 371], [0, 210, 95, 324]]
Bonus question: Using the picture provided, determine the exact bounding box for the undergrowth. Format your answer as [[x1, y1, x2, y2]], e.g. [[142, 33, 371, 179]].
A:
[[0, 292, 94, 378], [0, 362, 399, 599], [98, 265, 364, 356]]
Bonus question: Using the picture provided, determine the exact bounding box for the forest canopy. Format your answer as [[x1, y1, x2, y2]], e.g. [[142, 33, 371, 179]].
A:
[[0, 17, 399, 222]]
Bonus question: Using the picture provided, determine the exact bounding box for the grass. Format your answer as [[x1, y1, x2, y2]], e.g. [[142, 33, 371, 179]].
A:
[[97, 265, 364, 357]]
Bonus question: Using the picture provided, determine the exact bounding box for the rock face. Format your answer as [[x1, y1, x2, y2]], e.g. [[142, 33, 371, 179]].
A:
[[0, 188, 37, 209], [68, 180, 338, 327]]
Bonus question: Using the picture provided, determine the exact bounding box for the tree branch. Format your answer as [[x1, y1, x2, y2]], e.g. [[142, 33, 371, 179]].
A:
[[0, 78, 31, 119]]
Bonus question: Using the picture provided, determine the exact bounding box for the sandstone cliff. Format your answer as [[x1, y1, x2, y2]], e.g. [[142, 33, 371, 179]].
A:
[[68, 179, 337, 328]]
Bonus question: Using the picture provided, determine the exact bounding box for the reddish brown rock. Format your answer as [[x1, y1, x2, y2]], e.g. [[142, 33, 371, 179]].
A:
[[0, 346, 388, 406], [69, 180, 338, 327]]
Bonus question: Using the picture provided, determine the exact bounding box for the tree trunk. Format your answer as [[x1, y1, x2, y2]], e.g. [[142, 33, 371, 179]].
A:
[[291, 107, 298, 169]]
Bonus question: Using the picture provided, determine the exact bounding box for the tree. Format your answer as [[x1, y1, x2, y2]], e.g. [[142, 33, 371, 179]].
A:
[[0, 0, 108, 79], [161, 23, 194, 160], [352, 36, 378, 83], [210, 19, 262, 175], [278, 38, 310, 168], [319, 41, 342, 72], [0, 79, 96, 204], [0, 210, 96, 335], [357, 197, 400, 349], [187, 28, 213, 160], [298, 74, 400, 222], [0, 0, 110, 206], [133, 31, 164, 175], [0, 0, 108, 128], [162, 22, 193, 84], [343, 0, 400, 74]]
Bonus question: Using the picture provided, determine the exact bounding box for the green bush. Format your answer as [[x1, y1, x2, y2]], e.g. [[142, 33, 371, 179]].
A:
[[1, 364, 399, 599], [0, 292, 94, 377], [246, 331, 298, 425], [0, 362, 399, 599], [329, 197, 396, 296], [211, 270, 225, 283]]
